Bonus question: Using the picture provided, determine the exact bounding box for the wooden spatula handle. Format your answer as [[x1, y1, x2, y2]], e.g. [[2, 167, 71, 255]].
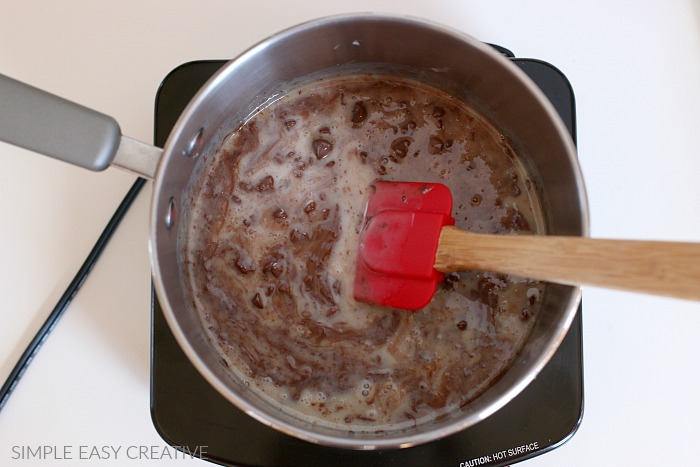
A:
[[435, 226, 700, 301]]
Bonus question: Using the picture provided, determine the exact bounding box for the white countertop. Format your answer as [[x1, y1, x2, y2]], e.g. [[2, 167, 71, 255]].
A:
[[2, 1, 700, 466]]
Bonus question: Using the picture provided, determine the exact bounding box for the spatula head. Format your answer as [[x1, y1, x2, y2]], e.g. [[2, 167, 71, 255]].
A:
[[354, 181, 455, 310]]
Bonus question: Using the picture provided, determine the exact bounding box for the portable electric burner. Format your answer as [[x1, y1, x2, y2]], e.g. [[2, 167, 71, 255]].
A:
[[150, 51, 583, 467]]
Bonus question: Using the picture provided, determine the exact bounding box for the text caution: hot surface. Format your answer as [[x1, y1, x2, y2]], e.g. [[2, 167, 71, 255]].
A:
[[459, 441, 540, 466]]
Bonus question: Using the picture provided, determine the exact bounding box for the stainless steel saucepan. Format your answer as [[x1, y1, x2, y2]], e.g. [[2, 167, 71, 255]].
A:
[[0, 14, 587, 449]]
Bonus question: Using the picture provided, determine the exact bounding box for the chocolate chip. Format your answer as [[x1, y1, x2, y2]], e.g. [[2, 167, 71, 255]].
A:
[[470, 194, 482, 206], [293, 159, 306, 178], [444, 272, 461, 290], [456, 320, 468, 331], [256, 175, 274, 192], [432, 106, 445, 118], [272, 208, 288, 220], [312, 139, 333, 159], [267, 260, 284, 278], [391, 137, 412, 159], [235, 251, 256, 275], [284, 119, 296, 130], [304, 201, 316, 214], [351, 102, 367, 124], [252, 293, 264, 309]]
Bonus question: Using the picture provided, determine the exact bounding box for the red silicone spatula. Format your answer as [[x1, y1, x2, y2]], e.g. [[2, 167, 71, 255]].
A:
[[354, 181, 700, 310]]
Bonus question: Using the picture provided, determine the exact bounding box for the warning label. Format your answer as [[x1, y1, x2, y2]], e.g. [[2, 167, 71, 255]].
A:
[[458, 441, 540, 466]]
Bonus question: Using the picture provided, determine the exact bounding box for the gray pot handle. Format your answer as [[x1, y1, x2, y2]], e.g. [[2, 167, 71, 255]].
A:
[[0, 73, 161, 179]]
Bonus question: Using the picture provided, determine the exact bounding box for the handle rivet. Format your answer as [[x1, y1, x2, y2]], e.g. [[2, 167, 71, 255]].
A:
[[182, 127, 204, 158], [164, 196, 175, 230]]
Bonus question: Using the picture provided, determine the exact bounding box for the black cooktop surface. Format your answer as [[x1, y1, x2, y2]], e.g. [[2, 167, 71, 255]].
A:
[[150, 52, 583, 467]]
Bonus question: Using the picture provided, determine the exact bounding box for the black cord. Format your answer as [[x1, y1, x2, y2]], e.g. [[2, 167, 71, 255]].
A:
[[0, 177, 147, 412]]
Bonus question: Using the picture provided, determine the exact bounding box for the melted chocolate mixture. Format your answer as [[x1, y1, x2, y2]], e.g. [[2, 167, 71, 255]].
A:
[[182, 74, 546, 430]]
